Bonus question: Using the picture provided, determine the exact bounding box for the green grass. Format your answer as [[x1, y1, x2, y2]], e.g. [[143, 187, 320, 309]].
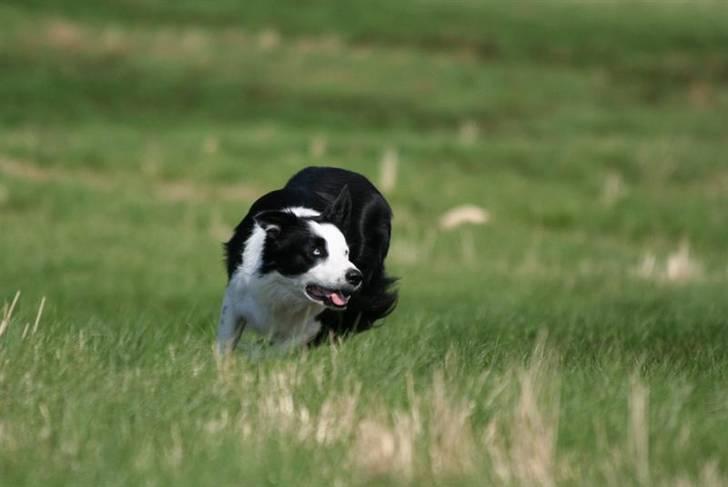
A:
[[1, 1, 728, 485]]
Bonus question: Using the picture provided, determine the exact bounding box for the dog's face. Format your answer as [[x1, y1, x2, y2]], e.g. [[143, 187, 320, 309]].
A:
[[254, 187, 362, 309]]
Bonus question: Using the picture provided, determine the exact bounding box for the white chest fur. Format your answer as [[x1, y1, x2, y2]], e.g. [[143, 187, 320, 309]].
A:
[[231, 271, 323, 340], [216, 262, 325, 353]]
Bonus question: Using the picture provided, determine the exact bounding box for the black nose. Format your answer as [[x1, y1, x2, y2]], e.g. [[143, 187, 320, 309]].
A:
[[345, 269, 363, 287]]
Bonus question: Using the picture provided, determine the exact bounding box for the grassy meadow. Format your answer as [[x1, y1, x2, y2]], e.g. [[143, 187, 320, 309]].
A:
[[1, 0, 728, 484]]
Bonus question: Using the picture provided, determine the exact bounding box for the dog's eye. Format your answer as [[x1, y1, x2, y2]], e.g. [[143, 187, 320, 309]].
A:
[[312, 248, 322, 257]]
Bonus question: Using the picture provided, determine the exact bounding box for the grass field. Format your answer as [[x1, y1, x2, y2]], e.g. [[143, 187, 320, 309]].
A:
[[2, 0, 728, 485]]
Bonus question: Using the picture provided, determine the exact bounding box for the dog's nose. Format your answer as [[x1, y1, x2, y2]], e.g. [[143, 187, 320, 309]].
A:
[[345, 269, 363, 287]]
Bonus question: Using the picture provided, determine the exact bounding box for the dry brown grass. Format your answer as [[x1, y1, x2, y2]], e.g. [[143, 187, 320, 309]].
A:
[[601, 171, 626, 207], [379, 147, 399, 194], [439, 205, 490, 230], [629, 375, 650, 486], [209, 339, 570, 483], [0, 291, 21, 339], [4, 303, 726, 485], [12, 17, 348, 63], [482, 336, 562, 486], [203, 335, 728, 485], [636, 241, 704, 283], [1, 292, 46, 341]]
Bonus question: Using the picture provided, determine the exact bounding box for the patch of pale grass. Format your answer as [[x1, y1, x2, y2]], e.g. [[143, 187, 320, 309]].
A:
[[294, 35, 343, 54], [22, 296, 45, 339], [636, 253, 658, 279], [458, 119, 479, 146], [212, 339, 566, 482], [601, 171, 625, 207], [0, 291, 21, 339], [208, 210, 233, 242], [635, 241, 703, 283], [350, 370, 477, 480], [155, 181, 207, 203], [0, 157, 56, 183], [439, 204, 490, 230], [666, 242, 703, 282], [224, 361, 363, 447], [629, 375, 650, 486], [379, 147, 399, 193], [428, 370, 476, 476], [0, 291, 44, 342], [483, 335, 561, 487], [510, 368, 559, 486], [257, 28, 281, 50], [202, 136, 220, 155], [309, 135, 328, 159], [165, 425, 184, 468], [6, 320, 726, 485], [672, 461, 726, 487], [354, 414, 418, 479], [45, 19, 84, 51], [16, 17, 330, 63], [21, 17, 347, 63]]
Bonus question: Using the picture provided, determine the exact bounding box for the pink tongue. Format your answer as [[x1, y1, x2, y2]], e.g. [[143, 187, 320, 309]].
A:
[[329, 291, 347, 307]]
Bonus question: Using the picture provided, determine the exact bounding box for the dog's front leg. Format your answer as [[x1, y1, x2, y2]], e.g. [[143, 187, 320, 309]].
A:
[[216, 292, 246, 355]]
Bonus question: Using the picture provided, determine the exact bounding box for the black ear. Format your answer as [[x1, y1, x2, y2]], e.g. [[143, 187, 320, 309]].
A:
[[254, 210, 298, 238], [320, 185, 352, 230]]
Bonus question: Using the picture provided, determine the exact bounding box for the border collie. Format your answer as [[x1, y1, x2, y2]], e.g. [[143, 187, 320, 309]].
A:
[[217, 167, 397, 354]]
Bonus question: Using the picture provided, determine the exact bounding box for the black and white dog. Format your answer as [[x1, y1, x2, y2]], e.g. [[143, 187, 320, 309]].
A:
[[217, 167, 397, 354]]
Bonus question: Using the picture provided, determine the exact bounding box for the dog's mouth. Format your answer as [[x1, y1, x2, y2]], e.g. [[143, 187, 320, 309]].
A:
[[305, 284, 352, 309]]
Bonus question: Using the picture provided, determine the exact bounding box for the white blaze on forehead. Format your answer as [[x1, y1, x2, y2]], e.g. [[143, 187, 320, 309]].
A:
[[287, 207, 320, 218], [305, 220, 355, 287], [308, 221, 349, 257]]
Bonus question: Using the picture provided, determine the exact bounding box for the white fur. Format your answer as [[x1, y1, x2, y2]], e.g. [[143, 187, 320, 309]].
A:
[[239, 207, 322, 278], [216, 207, 359, 354], [303, 220, 353, 290], [238, 225, 266, 279], [287, 207, 321, 218]]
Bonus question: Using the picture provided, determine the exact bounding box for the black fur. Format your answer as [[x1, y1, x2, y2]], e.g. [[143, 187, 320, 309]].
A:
[[253, 210, 329, 276], [224, 166, 398, 342]]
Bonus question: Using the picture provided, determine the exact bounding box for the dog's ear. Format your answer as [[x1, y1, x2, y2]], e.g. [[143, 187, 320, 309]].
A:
[[320, 185, 352, 230], [254, 210, 298, 238]]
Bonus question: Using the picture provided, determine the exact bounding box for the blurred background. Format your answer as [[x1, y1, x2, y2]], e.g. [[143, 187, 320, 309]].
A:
[[1, 0, 727, 324], [2, 2, 728, 484]]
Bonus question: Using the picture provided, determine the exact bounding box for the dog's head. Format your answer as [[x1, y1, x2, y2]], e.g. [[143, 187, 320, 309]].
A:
[[254, 186, 362, 309]]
